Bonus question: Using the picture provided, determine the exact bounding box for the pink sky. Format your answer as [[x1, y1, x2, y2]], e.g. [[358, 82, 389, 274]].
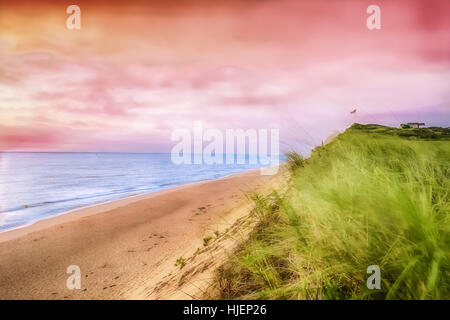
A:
[[0, 0, 449, 152]]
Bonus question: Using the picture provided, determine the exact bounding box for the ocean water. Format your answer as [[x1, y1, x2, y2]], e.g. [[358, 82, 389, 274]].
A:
[[0, 152, 279, 231]]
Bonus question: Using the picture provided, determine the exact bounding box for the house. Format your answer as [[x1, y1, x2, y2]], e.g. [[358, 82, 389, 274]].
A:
[[400, 122, 425, 129]]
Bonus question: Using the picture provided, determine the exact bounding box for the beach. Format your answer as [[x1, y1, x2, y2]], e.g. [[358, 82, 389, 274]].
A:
[[0, 168, 285, 299]]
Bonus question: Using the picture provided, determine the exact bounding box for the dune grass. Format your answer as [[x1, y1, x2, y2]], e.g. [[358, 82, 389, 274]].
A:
[[215, 124, 449, 300]]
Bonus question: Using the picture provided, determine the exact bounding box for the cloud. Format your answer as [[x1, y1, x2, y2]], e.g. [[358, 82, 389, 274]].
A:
[[0, 0, 449, 151]]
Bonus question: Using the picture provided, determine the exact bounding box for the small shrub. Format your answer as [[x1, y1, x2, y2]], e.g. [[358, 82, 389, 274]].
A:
[[175, 256, 186, 269], [203, 236, 213, 247]]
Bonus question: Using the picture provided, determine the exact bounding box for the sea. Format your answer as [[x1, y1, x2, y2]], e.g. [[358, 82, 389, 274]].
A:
[[0, 152, 281, 231]]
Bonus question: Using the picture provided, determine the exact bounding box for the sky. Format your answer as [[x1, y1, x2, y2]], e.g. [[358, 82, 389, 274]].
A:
[[0, 0, 449, 152]]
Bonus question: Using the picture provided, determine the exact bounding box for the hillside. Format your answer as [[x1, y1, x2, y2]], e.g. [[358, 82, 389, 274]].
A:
[[212, 123, 450, 300], [350, 123, 450, 140]]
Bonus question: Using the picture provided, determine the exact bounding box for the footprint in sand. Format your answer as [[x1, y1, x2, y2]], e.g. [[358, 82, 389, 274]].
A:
[[195, 207, 209, 216]]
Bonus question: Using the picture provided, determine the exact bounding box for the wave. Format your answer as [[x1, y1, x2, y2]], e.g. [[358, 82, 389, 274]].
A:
[[0, 185, 161, 214]]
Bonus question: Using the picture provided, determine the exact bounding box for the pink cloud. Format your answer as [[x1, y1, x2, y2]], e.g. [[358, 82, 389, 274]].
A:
[[0, 0, 449, 151]]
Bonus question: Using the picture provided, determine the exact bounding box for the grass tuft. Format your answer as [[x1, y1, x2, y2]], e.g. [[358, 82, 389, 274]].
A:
[[285, 151, 305, 172], [203, 236, 213, 247]]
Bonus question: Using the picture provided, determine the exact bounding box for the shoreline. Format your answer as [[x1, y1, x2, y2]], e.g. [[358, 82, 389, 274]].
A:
[[0, 167, 270, 242], [0, 166, 286, 299]]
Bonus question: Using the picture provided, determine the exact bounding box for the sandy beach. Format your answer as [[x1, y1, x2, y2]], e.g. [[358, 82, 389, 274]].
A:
[[0, 168, 285, 299]]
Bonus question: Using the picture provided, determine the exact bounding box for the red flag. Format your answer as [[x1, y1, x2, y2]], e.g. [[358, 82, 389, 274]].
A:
[[350, 109, 357, 114]]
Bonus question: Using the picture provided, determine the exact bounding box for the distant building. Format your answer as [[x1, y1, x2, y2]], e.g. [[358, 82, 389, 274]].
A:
[[400, 122, 425, 129]]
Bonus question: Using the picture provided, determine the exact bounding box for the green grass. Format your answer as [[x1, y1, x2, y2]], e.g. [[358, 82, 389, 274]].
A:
[[215, 124, 450, 300]]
